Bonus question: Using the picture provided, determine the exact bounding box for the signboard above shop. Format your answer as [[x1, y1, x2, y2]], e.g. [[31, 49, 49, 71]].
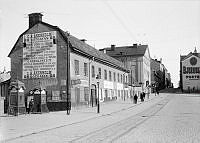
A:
[[22, 31, 57, 79]]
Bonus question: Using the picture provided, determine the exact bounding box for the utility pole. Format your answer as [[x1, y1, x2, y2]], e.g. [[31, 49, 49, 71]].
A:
[[66, 33, 71, 115], [96, 74, 100, 113]]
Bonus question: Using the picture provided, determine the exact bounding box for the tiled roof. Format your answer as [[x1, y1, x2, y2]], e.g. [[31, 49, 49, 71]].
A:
[[9, 21, 126, 71], [101, 45, 147, 57], [63, 33, 125, 69]]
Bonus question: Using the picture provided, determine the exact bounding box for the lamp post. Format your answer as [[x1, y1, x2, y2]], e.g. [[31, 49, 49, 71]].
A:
[[88, 57, 94, 107], [96, 74, 100, 113]]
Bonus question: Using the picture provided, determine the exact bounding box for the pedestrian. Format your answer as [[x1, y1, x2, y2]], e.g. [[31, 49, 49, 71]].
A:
[[28, 99, 33, 114], [157, 90, 159, 95], [143, 92, 146, 99], [140, 93, 144, 102], [134, 94, 138, 104]]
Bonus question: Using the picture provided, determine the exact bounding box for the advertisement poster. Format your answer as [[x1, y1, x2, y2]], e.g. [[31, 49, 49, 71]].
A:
[[23, 31, 57, 79]]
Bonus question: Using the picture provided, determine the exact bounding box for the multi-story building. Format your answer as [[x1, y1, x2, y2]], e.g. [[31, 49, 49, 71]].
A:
[[7, 13, 129, 112], [180, 48, 200, 92], [151, 58, 171, 91], [100, 44, 151, 96]]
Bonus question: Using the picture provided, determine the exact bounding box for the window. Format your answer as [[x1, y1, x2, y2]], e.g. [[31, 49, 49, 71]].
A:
[[109, 71, 112, 81], [113, 72, 116, 82], [121, 74, 123, 83], [84, 63, 88, 76], [104, 70, 107, 80], [123, 74, 125, 83], [92, 66, 95, 78], [118, 73, 120, 82], [74, 60, 79, 75], [98, 68, 101, 79]]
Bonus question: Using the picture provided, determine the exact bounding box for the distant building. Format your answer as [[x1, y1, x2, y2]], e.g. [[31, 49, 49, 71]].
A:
[[180, 48, 200, 92], [99, 44, 151, 95], [0, 69, 10, 114], [151, 58, 171, 92], [0, 68, 10, 83], [0, 69, 10, 98], [7, 13, 129, 112]]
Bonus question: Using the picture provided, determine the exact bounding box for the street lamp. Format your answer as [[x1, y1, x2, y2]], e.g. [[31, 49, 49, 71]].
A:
[[96, 74, 100, 113], [89, 57, 94, 107]]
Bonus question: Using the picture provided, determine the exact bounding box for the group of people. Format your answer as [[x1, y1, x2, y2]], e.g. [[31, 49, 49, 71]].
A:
[[133, 92, 146, 104]]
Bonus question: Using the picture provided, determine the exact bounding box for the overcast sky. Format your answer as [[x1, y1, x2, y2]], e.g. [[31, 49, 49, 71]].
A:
[[0, 0, 200, 87]]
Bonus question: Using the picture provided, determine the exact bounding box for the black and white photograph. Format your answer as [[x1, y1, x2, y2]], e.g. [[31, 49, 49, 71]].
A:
[[0, 0, 200, 142]]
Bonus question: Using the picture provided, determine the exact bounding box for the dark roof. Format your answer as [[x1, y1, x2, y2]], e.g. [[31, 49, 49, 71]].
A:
[[8, 21, 126, 71], [67, 35, 124, 68], [100, 45, 148, 57]]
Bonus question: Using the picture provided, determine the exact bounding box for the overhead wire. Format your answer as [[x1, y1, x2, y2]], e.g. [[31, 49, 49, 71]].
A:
[[101, 0, 138, 43]]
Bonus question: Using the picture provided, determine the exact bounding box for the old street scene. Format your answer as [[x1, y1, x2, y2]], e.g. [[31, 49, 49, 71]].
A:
[[1, 0, 200, 143]]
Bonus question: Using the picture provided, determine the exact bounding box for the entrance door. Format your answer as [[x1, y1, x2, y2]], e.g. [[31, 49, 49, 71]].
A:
[[90, 84, 96, 106], [75, 87, 80, 106]]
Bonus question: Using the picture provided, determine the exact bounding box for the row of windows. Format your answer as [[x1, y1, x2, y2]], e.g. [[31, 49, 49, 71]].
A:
[[74, 60, 128, 83]]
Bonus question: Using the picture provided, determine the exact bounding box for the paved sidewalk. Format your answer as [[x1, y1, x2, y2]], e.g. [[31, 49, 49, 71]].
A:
[[0, 93, 160, 142]]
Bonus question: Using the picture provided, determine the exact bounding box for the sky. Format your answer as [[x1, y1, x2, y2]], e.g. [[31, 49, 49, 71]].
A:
[[0, 0, 200, 87]]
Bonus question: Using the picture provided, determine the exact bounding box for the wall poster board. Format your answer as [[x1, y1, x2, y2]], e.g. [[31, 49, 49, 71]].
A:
[[23, 31, 57, 79]]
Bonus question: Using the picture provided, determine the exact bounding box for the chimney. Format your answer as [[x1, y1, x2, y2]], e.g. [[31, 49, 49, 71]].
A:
[[28, 13, 43, 28], [133, 44, 137, 48], [160, 58, 162, 63], [111, 44, 115, 51], [80, 39, 87, 43]]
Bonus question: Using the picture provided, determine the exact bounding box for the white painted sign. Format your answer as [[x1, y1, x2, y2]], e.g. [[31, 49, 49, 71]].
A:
[[23, 31, 57, 79], [104, 81, 114, 89], [182, 55, 200, 90], [116, 83, 123, 90]]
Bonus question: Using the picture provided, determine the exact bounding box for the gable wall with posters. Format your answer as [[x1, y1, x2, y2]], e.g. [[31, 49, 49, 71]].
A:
[[182, 55, 200, 92], [9, 23, 69, 100]]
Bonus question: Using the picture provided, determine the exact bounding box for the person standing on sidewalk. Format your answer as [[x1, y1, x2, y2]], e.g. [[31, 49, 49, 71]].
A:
[[28, 99, 33, 114], [140, 93, 144, 102], [133, 94, 138, 104]]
